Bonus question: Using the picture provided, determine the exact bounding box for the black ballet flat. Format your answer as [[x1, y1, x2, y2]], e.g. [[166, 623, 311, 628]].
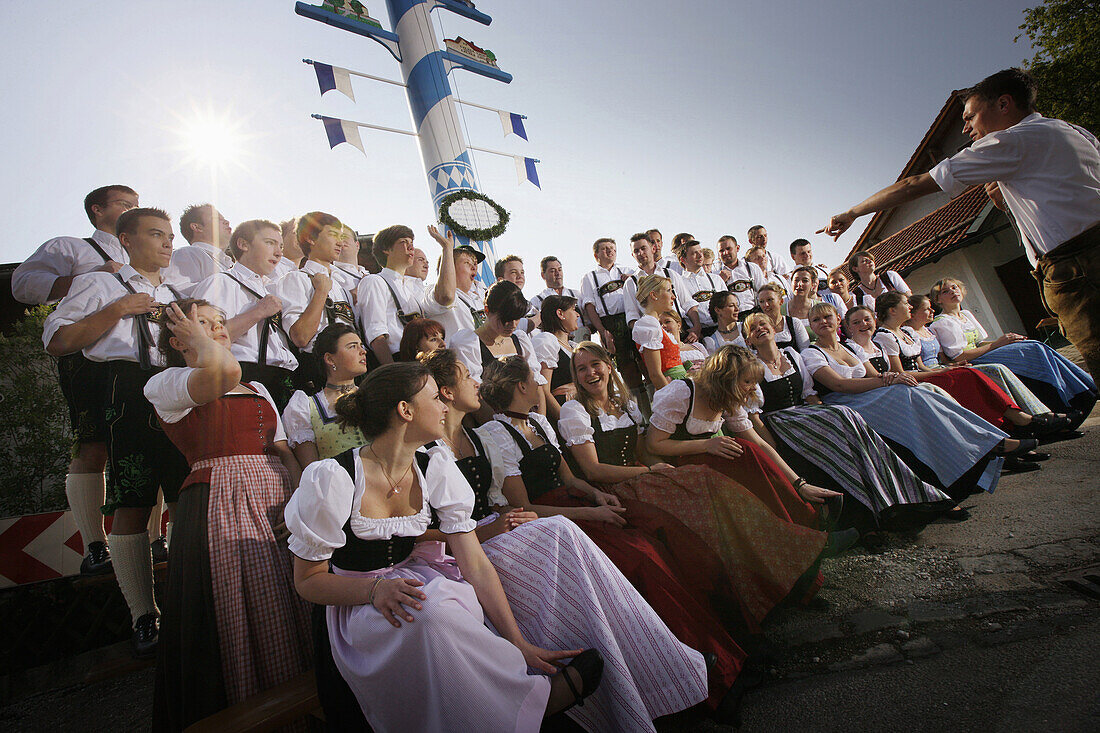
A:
[[1002, 456, 1042, 474], [559, 649, 603, 710], [938, 506, 971, 522], [1021, 449, 1051, 462]]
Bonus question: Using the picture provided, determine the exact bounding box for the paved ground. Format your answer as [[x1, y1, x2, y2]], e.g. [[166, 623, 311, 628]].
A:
[[2, 412, 1097, 732]]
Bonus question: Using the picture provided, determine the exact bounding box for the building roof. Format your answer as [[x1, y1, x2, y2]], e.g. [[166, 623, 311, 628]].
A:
[[849, 91, 964, 255], [853, 185, 994, 276]]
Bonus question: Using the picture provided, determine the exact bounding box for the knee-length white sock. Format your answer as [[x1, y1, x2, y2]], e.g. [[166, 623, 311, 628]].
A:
[[109, 532, 157, 626], [65, 473, 106, 553]]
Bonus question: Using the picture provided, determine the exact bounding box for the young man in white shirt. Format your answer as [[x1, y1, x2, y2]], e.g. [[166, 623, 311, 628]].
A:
[[494, 254, 538, 331], [43, 207, 189, 657], [529, 256, 588, 340], [13, 185, 139, 577], [431, 243, 487, 339], [169, 204, 234, 294], [331, 224, 370, 298], [716, 234, 766, 319], [623, 232, 702, 340], [191, 219, 299, 410], [747, 224, 792, 281], [356, 224, 456, 365], [579, 237, 641, 390], [822, 69, 1100, 381], [270, 218, 303, 281], [676, 239, 727, 338], [790, 238, 847, 311], [270, 212, 357, 390], [407, 247, 431, 282], [649, 227, 681, 273]]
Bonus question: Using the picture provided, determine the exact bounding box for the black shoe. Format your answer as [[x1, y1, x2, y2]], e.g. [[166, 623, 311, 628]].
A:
[[558, 649, 603, 711], [860, 530, 887, 553], [79, 541, 112, 576], [822, 528, 860, 557], [1002, 455, 1041, 474], [151, 536, 168, 564], [1015, 412, 1072, 438], [131, 613, 159, 659], [939, 506, 971, 522], [994, 438, 1038, 456], [1039, 429, 1085, 445], [1021, 449, 1051, 462]]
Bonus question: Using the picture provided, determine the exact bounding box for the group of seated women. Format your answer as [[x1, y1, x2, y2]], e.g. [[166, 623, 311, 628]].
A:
[[141, 263, 1095, 731]]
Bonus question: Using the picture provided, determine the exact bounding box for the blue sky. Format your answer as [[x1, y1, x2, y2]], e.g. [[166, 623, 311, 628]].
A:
[[2, 0, 1037, 293]]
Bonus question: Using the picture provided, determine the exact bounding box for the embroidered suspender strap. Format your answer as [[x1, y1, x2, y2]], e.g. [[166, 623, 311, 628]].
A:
[[113, 273, 156, 370], [82, 237, 112, 263], [380, 275, 421, 326]]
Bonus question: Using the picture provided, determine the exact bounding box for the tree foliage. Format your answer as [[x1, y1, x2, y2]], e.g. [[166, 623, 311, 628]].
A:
[[0, 306, 71, 516], [1017, 0, 1100, 132]]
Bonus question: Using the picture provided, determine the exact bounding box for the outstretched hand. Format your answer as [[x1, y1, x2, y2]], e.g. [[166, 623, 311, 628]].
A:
[[427, 225, 455, 248], [816, 211, 857, 241]]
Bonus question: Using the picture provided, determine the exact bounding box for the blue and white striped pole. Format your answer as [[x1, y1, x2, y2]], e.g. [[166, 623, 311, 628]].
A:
[[385, 0, 499, 284]]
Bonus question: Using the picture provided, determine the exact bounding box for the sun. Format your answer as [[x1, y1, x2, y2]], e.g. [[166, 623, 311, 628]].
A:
[[174, 109, 247, 170]]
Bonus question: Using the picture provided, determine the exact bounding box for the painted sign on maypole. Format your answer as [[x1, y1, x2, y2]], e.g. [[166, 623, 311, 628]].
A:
[[296, 0, 540, 284]]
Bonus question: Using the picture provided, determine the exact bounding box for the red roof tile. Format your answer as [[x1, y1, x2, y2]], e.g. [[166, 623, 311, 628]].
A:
[[857, 186, 991, 276]]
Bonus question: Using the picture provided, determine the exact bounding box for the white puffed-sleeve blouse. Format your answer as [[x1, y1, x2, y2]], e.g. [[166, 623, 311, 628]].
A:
[[475, 412, 561, 507], [557, 399, 645, 447], [649, 379, 724, 436], [631, 314, 665, 351], [449, 328, 548, 386], [284, 444, 478, 562]]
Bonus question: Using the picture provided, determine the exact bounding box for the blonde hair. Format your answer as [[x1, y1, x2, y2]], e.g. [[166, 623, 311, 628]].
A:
[[757, 281, 785, 299], [929, 277, 967, 305], [659, 309, 682, 327], [634, 273, 670, 310], [571, 342, 631, 419], [696, 345, 763, 413], [740, 311, 772, 339]]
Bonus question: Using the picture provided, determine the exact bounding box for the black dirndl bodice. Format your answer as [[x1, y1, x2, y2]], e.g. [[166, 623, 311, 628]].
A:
[[591, 409, 638, 467], [478, 333, 523, 371], [774, 315, 797, 351], [327, 447, 430, 572], [760, 351, 805, 413], [549, 344, 573, 405], [667, 378, 722, 441], [496, 418, 566, 500], [428, 428, 494, 523]]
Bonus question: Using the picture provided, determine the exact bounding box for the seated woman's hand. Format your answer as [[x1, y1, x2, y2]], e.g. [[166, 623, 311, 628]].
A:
[[551, 383, 577, 400], [592, 490, 622, 508], [647, 462, 675, 472], [704, 435, 743, 460], [517, 640, 585, 675], [796, 482, 842, 505], [896, 372, 920, 387], [502, 508, 538, 530], [370, 577, 427, 628], [585, 504, 627, 527]]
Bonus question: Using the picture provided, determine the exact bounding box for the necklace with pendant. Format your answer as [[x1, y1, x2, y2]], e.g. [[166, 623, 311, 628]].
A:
[[369, 445, 413, 496]]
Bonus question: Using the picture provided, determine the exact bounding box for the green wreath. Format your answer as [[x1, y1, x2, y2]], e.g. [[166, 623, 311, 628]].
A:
[[437, 190, 510, 241]]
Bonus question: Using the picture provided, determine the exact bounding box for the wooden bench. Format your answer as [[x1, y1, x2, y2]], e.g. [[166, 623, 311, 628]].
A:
[[183, 670, 322, 732]]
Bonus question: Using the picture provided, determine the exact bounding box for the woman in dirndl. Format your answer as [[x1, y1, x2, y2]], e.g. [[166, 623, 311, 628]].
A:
[[420, 348, 708, 733], [145, 300, 311, 730], [632, 274, 689, 390], [531, 294, 580, 420], [285, 362, 605, 732], [282, 323, 368, 469], [560, 342, 844, 630], [740, 312, 956, 530], [929, 277, 1096, 423]]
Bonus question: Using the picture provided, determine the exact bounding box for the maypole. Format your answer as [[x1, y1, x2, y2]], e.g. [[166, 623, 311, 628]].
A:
[[296, 0, 537, 284]]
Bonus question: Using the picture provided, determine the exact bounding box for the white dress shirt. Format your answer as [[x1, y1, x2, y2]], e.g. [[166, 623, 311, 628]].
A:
[[656, 255, 682, 274], [169, 242, 234, 295], [766, 250, 792, 278], [356, 267, 450, 356], [623, 266, 699, 326], [719, 259, 766, 313], [12, 229, 128, 305], [434, 282, 486, 340], [270, 260, 356, 352], [677, 267, 726, 327], [270, 256, 299, 282], [190, 262, 298, 370], [579, 264, 635, 318], [929, 113, 1100, 263], [42, 265, 184, 365], [331, 262, 369, 294]]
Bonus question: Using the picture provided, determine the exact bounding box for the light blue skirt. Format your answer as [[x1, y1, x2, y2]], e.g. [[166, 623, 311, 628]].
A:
[[973, 341, 1095, 408], [824, 384, 1006, 494]]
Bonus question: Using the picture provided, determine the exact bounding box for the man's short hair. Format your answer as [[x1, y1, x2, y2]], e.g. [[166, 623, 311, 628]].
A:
[[789, 238, 811, 256], [630, 232, 652, 245], [495, 254, 523, 280], [747, 225, 765, 238], [539, 256, 560, 274], [671, 233, 694, 253], [645, 228, 662, 240], [116, 207, 170, 239], [592, 237, 615, 254], [370, 223, 413, 264], [718, 235, 737, 245], [847, 250, 875, 272], [229, 219, 280, 260], [179, 203, 215, 244], [83, 185, 137, 225], [964, 67, 1036, 114], [702, 247, 715, 261], [296, 212, 343, 256]]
